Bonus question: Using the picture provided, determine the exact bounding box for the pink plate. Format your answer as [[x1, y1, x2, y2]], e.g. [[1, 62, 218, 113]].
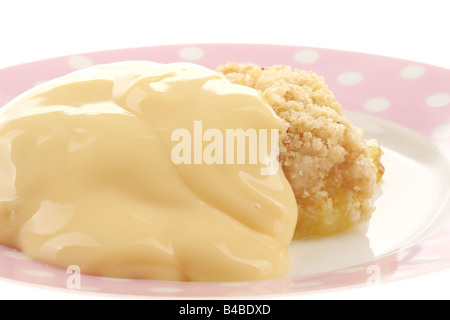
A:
[[0, 44, 449, 298]]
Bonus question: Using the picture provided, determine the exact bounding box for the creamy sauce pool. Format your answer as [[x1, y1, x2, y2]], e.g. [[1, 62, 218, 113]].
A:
[[0, 62, 297, 281]]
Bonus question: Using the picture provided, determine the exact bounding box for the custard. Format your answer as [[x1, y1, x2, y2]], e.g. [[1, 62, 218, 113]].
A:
[[0, 62, 298, 281]]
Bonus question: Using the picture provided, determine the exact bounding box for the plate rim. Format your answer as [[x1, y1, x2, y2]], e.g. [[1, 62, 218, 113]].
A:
[[0, 42, 449, 298]]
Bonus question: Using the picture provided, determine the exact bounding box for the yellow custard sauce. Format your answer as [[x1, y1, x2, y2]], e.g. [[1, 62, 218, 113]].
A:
[[0, 62, 298, 281]]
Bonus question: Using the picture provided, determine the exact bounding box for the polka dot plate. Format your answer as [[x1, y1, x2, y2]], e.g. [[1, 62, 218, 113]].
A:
[[0, 44, 449, 298]]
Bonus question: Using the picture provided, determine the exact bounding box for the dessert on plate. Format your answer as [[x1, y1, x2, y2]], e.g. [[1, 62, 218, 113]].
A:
[[0, 61, 383, 281]]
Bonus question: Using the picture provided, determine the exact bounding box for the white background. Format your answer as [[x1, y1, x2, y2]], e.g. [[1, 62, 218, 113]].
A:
[[0, 0, 449, 300]]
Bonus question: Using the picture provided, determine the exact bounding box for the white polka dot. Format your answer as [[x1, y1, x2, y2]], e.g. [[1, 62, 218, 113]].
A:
[[364, 98, 391, 112], [400, 65, 426, 79], [4, 250, 32, 261], [433, 124, 450, 138], [178, 46, 205, 61], [337, 71, 363, 85], [149, 287, 183, 293], [294, 49, 320, 63], [23, 270, 54, 278], [426, 92, 450, 107], [68, 55, 94, 70]]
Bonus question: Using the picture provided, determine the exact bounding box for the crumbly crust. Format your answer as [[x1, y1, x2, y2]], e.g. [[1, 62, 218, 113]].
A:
[[217, 63, 380, 238]]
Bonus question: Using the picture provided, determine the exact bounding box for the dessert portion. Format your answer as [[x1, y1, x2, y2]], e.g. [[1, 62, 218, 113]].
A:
[[0, 60, 384, 282], [217, 63, 384, 238], [0, 62, 298, 281]]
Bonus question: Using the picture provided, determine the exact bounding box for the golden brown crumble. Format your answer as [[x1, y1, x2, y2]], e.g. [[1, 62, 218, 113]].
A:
[[217, 63, 383, 238]]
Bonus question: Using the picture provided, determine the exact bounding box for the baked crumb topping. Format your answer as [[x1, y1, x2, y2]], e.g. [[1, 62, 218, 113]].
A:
[[217, 62, 384, 238]]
